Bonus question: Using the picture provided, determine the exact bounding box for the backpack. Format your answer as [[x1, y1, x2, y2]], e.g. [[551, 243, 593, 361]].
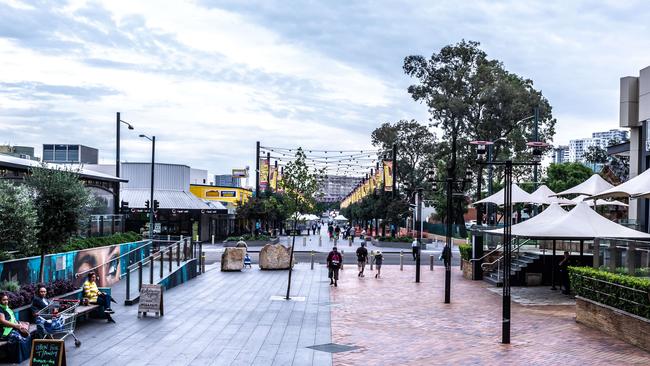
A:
[[330, 252, 341, 267]]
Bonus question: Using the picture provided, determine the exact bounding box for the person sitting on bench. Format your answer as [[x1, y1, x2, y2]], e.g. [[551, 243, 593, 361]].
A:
[[0, 292, 32, 363], [83, 272, 116, 323]]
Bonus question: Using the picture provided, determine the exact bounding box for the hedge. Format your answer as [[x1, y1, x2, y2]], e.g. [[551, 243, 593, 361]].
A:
[[1, 279, 75, 309], [60, 232, 142, 252], [569, 266, 650, 319], [377, 236, 414, 243], [224, 234, 271, 242], [459, 244, 472, 261]]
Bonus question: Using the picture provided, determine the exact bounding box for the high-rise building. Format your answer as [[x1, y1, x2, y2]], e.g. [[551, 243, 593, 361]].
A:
[[567, 129, 628, 164], [318, 175, 364, 203], [214, 174, 241, 187], [42, 144, 98, 164], [0, 145, 36, 160], [552, 145, 569, 164], [592, 129, 628, 143]]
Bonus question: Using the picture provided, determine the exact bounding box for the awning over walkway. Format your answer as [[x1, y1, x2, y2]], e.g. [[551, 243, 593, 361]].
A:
[[474, 184, 541, 206], [553, 174, 613, 197], [121, 189, 226, 212], [489, 202, 650, 239], [486, 203, 568, 237]]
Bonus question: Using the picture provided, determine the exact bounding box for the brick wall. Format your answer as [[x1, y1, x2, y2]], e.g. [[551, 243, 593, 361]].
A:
[[576, 296, 650, 352]]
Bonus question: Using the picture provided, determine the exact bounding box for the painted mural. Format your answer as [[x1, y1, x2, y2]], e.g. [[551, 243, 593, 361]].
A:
[[0, 241, 151, 287]]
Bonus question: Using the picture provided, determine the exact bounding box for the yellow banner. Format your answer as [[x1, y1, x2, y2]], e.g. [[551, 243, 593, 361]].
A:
[[259, 158, 269, 190], [383, 160, 393, 192]]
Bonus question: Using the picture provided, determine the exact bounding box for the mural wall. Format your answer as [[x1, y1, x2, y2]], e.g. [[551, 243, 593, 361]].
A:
[[0, 241, 150, 287]]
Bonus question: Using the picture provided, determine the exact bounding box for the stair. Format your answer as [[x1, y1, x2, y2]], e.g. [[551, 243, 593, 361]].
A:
[[483, 252, 540, 287]]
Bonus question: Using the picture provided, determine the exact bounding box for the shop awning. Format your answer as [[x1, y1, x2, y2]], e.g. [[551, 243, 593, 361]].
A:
[[121, 189, 226, 212]]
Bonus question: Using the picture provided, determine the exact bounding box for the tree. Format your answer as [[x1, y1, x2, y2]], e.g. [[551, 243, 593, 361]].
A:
[[27, 166, 93, 282], [403, 40, 556, 235], [279, 148, 324, 300], [0, 181, 39, 256], [544, 163, 593, 193]]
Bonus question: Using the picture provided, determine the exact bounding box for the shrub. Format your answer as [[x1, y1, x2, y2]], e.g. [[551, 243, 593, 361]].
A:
[[225, 234, 270, 242], [3, 279, 75, 309], [377, 236, 413, 243], [60, 232, 141, 252], [459, 244, 472, 261], [0, 280, 20, 292], [569, 266, 650, 319]]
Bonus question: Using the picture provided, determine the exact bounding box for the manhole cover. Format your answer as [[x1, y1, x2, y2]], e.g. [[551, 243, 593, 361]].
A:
[[307, 343, 359, 353]]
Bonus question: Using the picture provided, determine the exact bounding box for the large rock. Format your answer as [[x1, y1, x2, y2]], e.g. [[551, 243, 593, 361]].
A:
[[221, 247, 245, 271], [259, 244, 291, 270]]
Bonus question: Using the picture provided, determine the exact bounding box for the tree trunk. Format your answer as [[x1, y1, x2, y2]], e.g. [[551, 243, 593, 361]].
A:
[[38, 248, 46, 283], [455, 201, 467, 238], [286, 214, 297, 300]]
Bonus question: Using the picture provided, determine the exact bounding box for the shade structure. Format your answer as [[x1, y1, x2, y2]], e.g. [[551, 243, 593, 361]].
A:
[[474, 184, 542, 206], [493, 202, 650, 239], [569, 195, 628, 207], [529, 185, 574, 205], [590, 168, 650, 199], [485, 203, 568, 237], [334, 214, 348, 221], [553, 174, 614, 197]]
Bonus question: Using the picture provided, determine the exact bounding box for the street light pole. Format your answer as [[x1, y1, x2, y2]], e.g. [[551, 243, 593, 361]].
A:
[[140, 135, 156, 239], [416, 188, 422, 283], [115, 112, 134, 214]]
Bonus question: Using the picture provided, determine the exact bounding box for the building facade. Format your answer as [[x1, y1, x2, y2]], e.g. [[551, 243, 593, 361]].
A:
[[620, 65, 650, 230], [0, 145, 37, 160], [318, 175, 364, 203], [43, 144, 98, 164], [214, 174, 241, 187], [553, 145, 569, 164]]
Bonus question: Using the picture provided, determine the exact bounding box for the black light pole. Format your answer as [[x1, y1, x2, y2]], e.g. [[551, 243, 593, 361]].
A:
[[415, 188, 423, 283], [115, 112, 134, 214], [140, 135, 156, 239]]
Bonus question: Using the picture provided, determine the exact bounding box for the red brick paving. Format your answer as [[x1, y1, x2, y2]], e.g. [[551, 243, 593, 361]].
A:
[[330, 265, 650, 366]]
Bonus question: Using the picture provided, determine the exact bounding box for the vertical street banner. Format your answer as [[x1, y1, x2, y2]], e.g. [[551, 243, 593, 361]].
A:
[[269, 165, 278, 190], [259, 158, 269, 191], [383, 160, 393, 191]]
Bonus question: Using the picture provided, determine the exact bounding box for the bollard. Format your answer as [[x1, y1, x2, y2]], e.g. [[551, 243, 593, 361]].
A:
[[180, 235, 183, 243], [183, 241, 188, 261], [319, 236, 322, 247], [138, 261, 143, 292], [160, 250, 164, 278], [334, 238, 338, 247], [211, 235, 215, 245], [303, 237, 307, 247], [430, 255, 434, 271], [310, 250, 315, 270], [176, 243, 181, 266], [201, 252, 206, 273], [349, 238, 352, 247], [125, 269, 131, 302], [400, 250, 403, 271], [149, 255, 154, 284], [167, 234, 171, 242]]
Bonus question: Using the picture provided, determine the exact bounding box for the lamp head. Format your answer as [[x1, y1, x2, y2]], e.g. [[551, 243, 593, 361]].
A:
[[470, 141, 493, 161], [139, 134, 146, 138], [128, 125, 134, 130], [426, 169, 435, 183]]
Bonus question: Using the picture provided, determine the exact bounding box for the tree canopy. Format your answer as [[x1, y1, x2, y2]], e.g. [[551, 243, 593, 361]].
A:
[[544, 162, 593, 193], [0, 181, 38, 256]]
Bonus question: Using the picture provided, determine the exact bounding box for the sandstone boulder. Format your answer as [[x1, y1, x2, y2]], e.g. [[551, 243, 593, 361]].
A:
[[221, 247, 245, 271], [259, 244, 291, 270]]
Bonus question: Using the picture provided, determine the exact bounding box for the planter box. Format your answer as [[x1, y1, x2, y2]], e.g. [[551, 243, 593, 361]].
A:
[[575, 296, 650, 352], [224, 238, 279, 247], [461, 259, 473, 280]]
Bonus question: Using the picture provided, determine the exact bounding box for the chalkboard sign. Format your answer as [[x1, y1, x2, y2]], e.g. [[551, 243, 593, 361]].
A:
[[138, 283, 164, 318], [30, 339, 66, 366]]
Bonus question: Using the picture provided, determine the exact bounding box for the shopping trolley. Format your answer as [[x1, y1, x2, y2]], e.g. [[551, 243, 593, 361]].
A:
[[36, 299, 82, 347]]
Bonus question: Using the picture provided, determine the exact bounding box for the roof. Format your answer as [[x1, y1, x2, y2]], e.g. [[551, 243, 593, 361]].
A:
[[0, 154, 127, 183], [491, 202, 650, 240], [569, 195, 628, 207], [486, 203, 568, 237], [553, 174, 613, 197], [121, 189, 226, 211], [591, 167, 650, 200], [190, 183, 253, 192], [529, 185, 574, 205]]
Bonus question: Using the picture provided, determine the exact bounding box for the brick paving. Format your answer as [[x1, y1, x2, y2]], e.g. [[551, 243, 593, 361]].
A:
[[330, 265, 650, 366]]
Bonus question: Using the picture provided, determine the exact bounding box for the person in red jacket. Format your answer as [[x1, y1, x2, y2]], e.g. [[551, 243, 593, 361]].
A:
[[326, 247, 343, 287]]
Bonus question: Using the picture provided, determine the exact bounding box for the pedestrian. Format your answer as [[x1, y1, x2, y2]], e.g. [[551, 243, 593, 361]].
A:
[[328, 225, 334, 240], [356, 242, 368, 277], [374, 250, 384, 278], [411, 239, 418, 261], [349, 226, 355, 243], [317, 224, 321, 235], [360, 229, 366, 240], [312, 223, 317, 235], [559, 251, 571, 294], [335, 225, 341, 240], [327, 247, 343, 287]]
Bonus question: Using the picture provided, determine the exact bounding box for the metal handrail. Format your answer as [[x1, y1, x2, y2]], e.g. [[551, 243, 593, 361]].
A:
[[470, 243, 504, 262], [481, 238, 532, 270], [126, 239, 184, 271], [74, 240, 152, 278]]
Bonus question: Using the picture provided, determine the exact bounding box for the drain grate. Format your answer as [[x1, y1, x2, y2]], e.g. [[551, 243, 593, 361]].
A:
[[307, 343, 359, 353]]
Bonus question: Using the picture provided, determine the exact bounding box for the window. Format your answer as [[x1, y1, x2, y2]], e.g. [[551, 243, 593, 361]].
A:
[[67, 145, 79, 162], [43, 145, 54, 161], [54, 145, 67, 161]]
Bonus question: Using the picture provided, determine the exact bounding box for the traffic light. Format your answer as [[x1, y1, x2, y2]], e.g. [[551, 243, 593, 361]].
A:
[[121, 200, 129, 209], [145, 200, 150, 209], [153, 200, 160, 210]]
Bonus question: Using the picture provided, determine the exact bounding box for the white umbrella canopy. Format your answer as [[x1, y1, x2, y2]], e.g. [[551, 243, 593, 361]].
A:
[[553, 174, 614, 197], [502, 202, 650, 239], [529, 185, 575, 205], [486, 203, 569, 237], [334, 214, 348, 221], [591, 168, 650, 200], [474, 184, 543, 206], [569, 195, 628, 207]]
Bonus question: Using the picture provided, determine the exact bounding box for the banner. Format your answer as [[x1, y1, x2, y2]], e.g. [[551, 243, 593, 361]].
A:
[[383, 160, 393, 191], [269, 165, 278, 190], [259, 158, 269, 191]]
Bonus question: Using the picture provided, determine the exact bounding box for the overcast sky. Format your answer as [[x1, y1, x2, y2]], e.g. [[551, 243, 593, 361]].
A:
[[1, 0, 649, 178]]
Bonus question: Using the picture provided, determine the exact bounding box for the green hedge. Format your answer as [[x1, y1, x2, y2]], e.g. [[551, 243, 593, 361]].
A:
[[224, 234, 271, 242], [459, 244, 472, 261], [377, 236, 413, 243], [60, 232, 142, 252], [569, 266, 650, 319]]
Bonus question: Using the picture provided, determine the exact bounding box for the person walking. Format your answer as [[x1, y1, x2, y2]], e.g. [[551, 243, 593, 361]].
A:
[[559, 251, 571, 295], [317, 224, 321, 235], [328, 224, 334, 240], [356, 242, 368, 277], [335, 225, 341, 240], [411, 239, 418, 261], [349, 226, 355, 243], [327, 247, 343, 287], [374, 250, 384, 278]]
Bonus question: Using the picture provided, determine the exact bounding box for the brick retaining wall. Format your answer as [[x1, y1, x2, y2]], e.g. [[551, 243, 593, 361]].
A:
[[575, 296, 650, 352]]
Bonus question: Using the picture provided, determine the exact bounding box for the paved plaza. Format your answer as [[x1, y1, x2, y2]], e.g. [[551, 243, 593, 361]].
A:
[[60, 262, 650, 365]]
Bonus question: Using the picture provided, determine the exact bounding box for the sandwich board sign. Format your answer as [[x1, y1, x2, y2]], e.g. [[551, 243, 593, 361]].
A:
[[138, 283, 164, 318], [30, 339, 66, 366]]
